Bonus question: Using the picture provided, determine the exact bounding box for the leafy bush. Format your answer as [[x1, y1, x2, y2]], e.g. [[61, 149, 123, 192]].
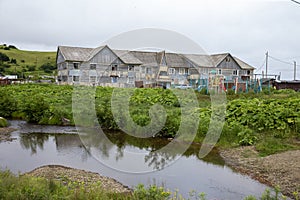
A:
[[0, 52, 10, 62], [22, 95, 50, 123], [133, 184, 171, 200], [237, 128, 257, 146], [0, 117, 8, 127], [40, 63, 56, 73], [0, 92, 17, 118]]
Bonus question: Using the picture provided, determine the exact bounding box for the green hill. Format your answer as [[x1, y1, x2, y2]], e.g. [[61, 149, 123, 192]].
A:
[[0, 44, 56, 78]]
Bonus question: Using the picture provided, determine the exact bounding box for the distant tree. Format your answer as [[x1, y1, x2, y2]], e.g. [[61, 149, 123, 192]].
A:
[[3, 47, 10, 50], [0, 66, 4, 73], [0, 52, 10, 62], [27, 65, 36, 71], [10, 58, 17, 64], [39, 63, 56, 73], [21, 59, 25, 63], [8, 45, 17, 49]]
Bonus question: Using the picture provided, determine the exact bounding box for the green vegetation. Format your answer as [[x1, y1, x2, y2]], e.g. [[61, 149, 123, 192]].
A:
[[0, 169, 298, 200], [0, 117, 8, 127], [0, 44, 56, 78], [0, 169, 129, 200], [0, 84, 299, 156]]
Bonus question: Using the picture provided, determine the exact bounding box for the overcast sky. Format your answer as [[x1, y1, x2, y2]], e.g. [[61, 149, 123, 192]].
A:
[[0, 0, 299, 79]]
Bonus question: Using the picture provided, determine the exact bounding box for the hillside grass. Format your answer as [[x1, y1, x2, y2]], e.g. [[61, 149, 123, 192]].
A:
[[0, 44, 56, 77]]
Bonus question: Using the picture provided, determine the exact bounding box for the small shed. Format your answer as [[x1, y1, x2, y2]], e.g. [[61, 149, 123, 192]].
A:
[[273, 80, 300, 91]]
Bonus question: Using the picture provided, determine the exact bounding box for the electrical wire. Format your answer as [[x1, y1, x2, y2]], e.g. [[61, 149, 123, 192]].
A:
[[269, 55, 300, 67], [254, 57, 266, 73], [291, 0, 300, 5]]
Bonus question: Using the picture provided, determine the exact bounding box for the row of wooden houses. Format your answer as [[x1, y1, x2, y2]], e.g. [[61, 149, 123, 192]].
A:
[[56, 45, 255, 88]]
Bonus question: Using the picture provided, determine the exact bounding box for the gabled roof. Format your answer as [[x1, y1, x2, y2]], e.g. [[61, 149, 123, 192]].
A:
[[58, 46, 94, 62], [57, 45, 255, 70], [183, 54, 214, 68], [113, 50, 143, 65], [210, 53, 230, 66], [233, 57, 255, 70], [86, 46, 106, 61], [156, 51, 167, 65], [165, 53, 188, 67], [129, 51, 159, 66]]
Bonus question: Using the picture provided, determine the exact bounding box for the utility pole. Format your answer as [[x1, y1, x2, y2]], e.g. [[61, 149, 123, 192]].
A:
[[265, 52, 268, 79], [294, 61, 297, 80]]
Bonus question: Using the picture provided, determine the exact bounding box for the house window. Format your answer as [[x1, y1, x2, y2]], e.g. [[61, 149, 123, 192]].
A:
[[128, 77, 134, 84], [179, 68, 185, 75], [159, 71, 168, 76], [62, 76, 68, 82], [226, 57, 231, 62], [185, 68, 189, 75], [218, 69, 222, 74], [168, 68, 175, 75], [128, 65, 134, 71], [73, 62, 79, 69], [111, 76, 118, 83], [146, 67, 152, 74], [247, 70, 251, 75], [233, 70, 238, 75], [73, 76, 79, 82], [112, 64, 118, 71], [90, 64, 96, 70], [90, 76, 97, 83], [60, 63, 67, 70]]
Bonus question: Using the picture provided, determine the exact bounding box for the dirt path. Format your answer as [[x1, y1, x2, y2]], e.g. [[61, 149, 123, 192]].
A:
[[220, 146, 300, 199], [25, 165, 132, 194]]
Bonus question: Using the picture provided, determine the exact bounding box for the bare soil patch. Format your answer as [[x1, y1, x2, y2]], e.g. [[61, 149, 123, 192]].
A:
[[25, 165, 132, 194], [220, 146, 300, 199]]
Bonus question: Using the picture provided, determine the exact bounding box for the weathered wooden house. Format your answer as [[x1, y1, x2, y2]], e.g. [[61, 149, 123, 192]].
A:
[[56, 45, 255, 88]]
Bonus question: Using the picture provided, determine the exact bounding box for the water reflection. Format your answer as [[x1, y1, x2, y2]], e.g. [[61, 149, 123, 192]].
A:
[[19, 131, 224, 170], [20, 134, 49, 155]]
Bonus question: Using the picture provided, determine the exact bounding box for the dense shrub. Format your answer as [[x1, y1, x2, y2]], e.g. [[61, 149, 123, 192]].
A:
[[0, 92, 17, 118], [22, 95, 50, 123], [0, 117, 8, 127], [39, 63, 56, 73], [0, 52, 9, 62]]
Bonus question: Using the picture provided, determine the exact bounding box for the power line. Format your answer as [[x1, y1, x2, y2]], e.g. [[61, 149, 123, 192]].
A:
[[291, 0, 300, 5], [254, 57, 266, 73], [269, 55, 300, 67]]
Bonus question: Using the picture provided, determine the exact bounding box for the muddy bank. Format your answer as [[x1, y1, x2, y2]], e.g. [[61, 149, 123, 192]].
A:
[[25, 165, 132, 194], [220, 146, 300, 199], [0, 127, 16, 142]]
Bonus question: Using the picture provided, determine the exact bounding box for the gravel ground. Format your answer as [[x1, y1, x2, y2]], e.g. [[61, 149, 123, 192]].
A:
[[220, 146, 300, 199], [25, 165, 132, 194]]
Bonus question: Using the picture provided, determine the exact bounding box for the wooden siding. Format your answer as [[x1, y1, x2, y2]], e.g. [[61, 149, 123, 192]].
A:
[[89, 46, 119, 64], [217, 55, 241, 70], [57, 51, 65, 64]]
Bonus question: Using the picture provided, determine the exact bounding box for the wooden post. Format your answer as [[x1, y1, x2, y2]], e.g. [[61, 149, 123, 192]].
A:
[[265, 52, 268, 79], [294, 61, 297, 80]]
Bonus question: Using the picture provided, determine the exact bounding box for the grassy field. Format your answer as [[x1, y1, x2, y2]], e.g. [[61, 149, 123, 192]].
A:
[[0, 44, 56, 77]]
